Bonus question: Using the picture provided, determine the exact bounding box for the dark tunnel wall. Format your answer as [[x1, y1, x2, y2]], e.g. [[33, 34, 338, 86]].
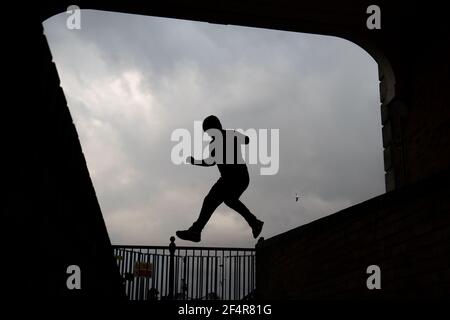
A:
[[4, 15, 125, 298]]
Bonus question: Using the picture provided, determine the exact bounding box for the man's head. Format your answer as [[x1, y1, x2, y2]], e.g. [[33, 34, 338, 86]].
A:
[[202, 115, 222, 133]]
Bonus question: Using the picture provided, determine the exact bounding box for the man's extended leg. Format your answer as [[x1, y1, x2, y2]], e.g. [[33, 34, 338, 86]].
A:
[[224, 198, 264, 239], [191, 181, 225, 232], [176, 179, 225, 242]]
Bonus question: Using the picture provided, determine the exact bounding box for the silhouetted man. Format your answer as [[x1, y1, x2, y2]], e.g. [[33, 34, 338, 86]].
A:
[[176, 115, 264, 242]]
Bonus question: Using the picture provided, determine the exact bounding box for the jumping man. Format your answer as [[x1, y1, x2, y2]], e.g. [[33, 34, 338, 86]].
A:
[[176, 115, 264, 242]]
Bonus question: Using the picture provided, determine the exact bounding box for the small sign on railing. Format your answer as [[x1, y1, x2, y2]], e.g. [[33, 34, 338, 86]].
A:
[[134, 261, 153, 278]]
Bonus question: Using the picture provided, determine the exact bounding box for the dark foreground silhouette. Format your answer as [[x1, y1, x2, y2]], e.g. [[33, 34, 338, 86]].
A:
[[176, 115, 264, 242]]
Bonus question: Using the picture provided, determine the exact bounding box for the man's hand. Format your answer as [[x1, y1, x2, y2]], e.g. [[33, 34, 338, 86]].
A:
[[186, 156, 195, 164]]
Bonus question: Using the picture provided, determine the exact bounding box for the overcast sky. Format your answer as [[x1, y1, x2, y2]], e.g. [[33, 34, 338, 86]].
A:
[[44, 10, 384, 247]]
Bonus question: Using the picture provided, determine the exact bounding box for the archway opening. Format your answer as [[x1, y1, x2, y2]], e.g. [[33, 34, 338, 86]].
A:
[[44, 10, 386, 247]]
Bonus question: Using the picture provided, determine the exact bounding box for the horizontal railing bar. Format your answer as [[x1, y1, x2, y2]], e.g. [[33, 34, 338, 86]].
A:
[[112, 244, 255, 252], [114, 252, 255, 258]]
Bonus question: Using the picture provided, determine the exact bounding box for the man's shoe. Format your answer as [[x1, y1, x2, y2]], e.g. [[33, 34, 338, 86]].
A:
[[252, 220, 264, 239], [176, 229, 201, 242]]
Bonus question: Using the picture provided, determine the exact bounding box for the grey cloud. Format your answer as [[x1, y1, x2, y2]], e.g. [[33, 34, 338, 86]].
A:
[[43, 10, 384, 247]]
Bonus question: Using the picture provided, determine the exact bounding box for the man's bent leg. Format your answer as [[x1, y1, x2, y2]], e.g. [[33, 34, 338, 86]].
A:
[[224, 199, 263, 238], [224, 199, 258, 227], [190, 180, 225, 233]]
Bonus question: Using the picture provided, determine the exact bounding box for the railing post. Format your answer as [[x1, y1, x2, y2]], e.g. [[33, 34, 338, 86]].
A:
[[255, 237, 264, 300], [168, 236, 176, 300]]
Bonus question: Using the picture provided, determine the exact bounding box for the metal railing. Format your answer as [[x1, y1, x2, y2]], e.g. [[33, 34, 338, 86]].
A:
[[112, 237, 256, 300]]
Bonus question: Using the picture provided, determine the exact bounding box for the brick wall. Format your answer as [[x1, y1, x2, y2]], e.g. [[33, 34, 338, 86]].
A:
[[256, 171, 450, 299], [381, 32, 450, 191]]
